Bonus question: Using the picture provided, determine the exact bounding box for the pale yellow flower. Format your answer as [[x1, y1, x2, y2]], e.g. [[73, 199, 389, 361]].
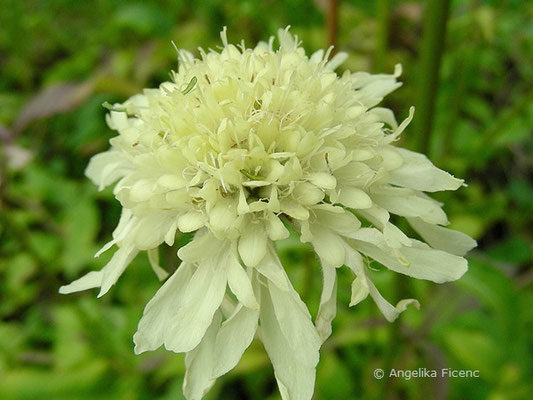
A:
[[60, 27, 476, 400]]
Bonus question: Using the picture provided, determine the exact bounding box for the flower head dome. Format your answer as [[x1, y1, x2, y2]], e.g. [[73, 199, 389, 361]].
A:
[[60, 27, 476, 400]]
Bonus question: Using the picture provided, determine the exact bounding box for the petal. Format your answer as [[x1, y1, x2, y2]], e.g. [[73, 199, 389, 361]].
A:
[[325, 51, 348, 70], [209, 199, 238, 233], [307, 172, 337, 189], [147, 248, 169, 280], [98, 245, 138, 297], [349, 276, 369, 307], [59, 270, 103, 294], [178, 230, 225, 263], [129, 179, 155, 202], [371, 186, 448, 225], [265, 213, 289, 241], [407, 217, 477, 256], [226, 254, 259, 309], [310, 228, 346, 268], [212, 303, 260, 378], [280, 198, 309, 220], [183, 312, 221, 400], [268, 280, 322, 366], [337, 186, 373, 210], [292, 182, 324, 205], [177, 211, 206, 233], [389, 148, 464, 192], [132, 211, 179, 250], [315, 209, 361, 239], [350, 65, 403, 108], [134, 256, 227, 354], [85, 150, 131, 190], [315, 262, 337, 342], [255, 248, 290, 291], [163, 257, 227, 352], [238, 221, 267, 267], [366, 278, 419, 322], [133, 263, 195, 353], [369, 107, 398, 129], [356, 205, 411, 248], [259, 284, 319, 400], [351, 233, 468, 283]]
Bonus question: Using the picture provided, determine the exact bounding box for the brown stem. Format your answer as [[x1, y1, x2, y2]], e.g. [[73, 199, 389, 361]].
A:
[[327, 0, 339, 52]]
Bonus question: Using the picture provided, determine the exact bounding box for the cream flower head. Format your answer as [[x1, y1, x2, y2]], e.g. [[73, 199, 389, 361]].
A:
[[60, 27, 476, 400]]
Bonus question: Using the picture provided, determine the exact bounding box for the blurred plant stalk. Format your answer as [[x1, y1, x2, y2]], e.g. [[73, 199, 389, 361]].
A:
[[374, 0, 391, 72], [327, 0, 339, 51], [414, 0, 451, 154]]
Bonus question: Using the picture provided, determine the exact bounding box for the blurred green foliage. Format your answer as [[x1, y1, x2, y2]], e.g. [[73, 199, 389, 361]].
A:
[[0, 0, 531, 399]]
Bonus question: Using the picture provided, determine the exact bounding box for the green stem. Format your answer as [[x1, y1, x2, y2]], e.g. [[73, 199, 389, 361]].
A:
[[413, 0, 451, 154], [438, 47, 474, 161], [374, 0, 391, 72]]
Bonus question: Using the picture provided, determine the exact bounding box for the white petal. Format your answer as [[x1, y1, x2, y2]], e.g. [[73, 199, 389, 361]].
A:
[[371, 187, 448, 225], [268, 280, 321, 366], [226, 254, 259, 309], [85, 150, 130, 190], [259, 284, 319, 400], [370, 107, 398, 128], [212, 304, 260, 378], [351, 234, 468, 283], [163, 258, 227, 352], [384, 106, 414, 142], [133, 263, 195, 353], [315, 209, 361, 239], [209, 199, 237, 232], [292, 182, 324, 205], [307, 172, 337, 189], [367, 278, 419, 322], [390, 148, 464, 192], [59, 271, 103, 294], [315, 262, 337, 342], [311, 228, 346, 267], [183, 312, 221, 400], [177, 211, 206, 233], [164, 219, 179, 246], [349, 276, 369, 307], [237, 188, 250, 215], [385, 222, 412, 248], [132, 211, 179, 250], [129, 179, 154, 202], [238, 222, 267, 267], [95, 209, 134, 257], [325, 51, 348, 70], [379, 146, 404, 170], [147, 248, 168, 280], [98, 245, 138, 297], [356, 205, 411, 248], [277, 27, 296, 50], [265, 213, 289, 241], [280, 198, 309, 220], [268, 186, 281, 212], [256, 248, 290, 291], [178, 230, 224, 263], [134, 256, 227, 354], [407, 217, 477, 256], [338, 187, 372, 209]]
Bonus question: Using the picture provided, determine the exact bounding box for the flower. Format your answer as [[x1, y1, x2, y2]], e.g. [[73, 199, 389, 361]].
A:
[[60, 27, 476, 400]]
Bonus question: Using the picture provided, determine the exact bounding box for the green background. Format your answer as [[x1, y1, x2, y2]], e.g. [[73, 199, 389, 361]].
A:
[[0, 0, 531, 399]]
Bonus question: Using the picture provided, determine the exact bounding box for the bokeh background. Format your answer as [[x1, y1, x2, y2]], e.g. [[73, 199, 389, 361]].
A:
[[0, 0, 531, 399]]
